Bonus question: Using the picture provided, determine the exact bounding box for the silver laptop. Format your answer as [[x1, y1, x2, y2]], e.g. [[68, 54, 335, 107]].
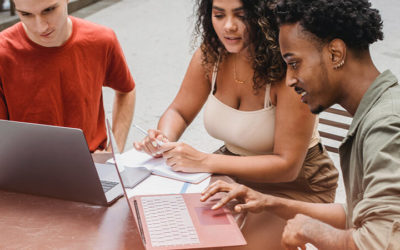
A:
[[0, 119, 123, 206]]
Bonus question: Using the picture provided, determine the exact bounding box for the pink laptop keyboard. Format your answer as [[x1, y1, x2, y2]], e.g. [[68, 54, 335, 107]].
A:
[[141, 195, 200, 247]]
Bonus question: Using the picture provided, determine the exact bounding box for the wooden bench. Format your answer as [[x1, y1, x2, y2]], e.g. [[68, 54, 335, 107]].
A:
[[318, 104, 352, 203], [10, 0, 15, 16], [318, 104, 352, 154]]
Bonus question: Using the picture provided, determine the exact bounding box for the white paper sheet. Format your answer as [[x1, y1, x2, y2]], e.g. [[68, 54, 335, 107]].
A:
[[126, 174, 211, 198], [108, 148, 211, 183], [110, 149, 211, 197]]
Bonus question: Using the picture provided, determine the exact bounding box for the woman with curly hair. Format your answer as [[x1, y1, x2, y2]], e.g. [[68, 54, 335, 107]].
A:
[[135, 0, 338, 248]]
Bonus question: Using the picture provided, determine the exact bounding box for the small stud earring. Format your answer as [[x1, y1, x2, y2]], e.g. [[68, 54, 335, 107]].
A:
[[334, 60, 345, 70]]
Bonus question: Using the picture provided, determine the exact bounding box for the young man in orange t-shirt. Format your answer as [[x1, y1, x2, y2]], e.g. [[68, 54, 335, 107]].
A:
[[0, 0, 136, 152]]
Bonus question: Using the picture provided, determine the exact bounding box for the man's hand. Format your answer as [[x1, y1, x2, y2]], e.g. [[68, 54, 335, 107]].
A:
[[281, 214, 313, 250], [282, 214, 358, 250], [200, 180, 269, 213]]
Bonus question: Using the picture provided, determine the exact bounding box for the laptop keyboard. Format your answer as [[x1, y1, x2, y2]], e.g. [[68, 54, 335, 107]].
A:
[[100, 180, 119, 193], [141, 195, 200, 247]]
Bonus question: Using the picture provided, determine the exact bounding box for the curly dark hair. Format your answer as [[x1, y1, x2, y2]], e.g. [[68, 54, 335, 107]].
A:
[[276, 0, 384, 50], [193, 0, 286, 90]]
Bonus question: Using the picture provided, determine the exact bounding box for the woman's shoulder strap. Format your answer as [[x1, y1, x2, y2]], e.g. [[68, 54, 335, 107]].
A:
[[211, 55, 221, 90]]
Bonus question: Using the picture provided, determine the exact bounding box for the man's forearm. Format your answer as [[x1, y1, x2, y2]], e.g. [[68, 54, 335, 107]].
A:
[[268, 195, 347, 229], [303, 218, 358, 250], [111, 89, 136, 152]]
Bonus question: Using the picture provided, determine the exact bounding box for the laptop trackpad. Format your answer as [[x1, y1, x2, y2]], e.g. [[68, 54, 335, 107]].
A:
[[195, 207, 230, 225]]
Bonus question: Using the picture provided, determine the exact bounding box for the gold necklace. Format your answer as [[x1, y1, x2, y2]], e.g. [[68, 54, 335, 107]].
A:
[[233, 54, 250, 84]]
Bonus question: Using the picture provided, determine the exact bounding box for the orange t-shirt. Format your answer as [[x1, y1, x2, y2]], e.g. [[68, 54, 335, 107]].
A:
[[0, 17, 135, 152]]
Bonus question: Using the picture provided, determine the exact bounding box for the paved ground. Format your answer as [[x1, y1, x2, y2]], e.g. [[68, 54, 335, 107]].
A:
[[81, 0, 397, 139], [76, 0, 222, 153], [77, 0, 400, 148], [370, 0, 400, 77]]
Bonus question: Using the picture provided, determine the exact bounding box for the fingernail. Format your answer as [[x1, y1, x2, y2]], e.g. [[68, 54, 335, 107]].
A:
[[152, 153, 156, 156], [151, 141, 158, 147], [211, 204, 218, 210]]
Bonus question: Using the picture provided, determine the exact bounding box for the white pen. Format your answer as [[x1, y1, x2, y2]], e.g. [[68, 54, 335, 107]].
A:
[[132, 123, 165, 146]]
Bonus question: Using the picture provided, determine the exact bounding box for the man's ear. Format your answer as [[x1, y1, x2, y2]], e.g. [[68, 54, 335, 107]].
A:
[[328, 39, 347, 69]]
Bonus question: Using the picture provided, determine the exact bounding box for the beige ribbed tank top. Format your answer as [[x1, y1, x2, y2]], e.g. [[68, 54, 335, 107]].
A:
[[203, 59, 320, 156]]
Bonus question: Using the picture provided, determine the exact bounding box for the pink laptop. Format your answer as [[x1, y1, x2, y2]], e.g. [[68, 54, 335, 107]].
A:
[[106, 120, 246, 249]]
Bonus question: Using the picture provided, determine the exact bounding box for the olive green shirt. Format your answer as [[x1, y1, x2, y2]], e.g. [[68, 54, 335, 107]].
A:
[[339, 70, 400, 249]]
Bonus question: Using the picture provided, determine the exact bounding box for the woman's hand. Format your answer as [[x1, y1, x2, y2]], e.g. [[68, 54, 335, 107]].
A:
[[161, 142, 210, 172], [133, 129, 169, 158], [200, 180, 269, 213]]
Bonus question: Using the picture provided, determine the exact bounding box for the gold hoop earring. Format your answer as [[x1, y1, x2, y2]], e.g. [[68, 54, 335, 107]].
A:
[[334, 60, 345, 70]]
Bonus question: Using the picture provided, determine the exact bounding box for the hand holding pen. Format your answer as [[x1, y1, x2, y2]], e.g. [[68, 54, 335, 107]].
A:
[[132, 124, 209, 172], [133, 124, 169, 157]]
